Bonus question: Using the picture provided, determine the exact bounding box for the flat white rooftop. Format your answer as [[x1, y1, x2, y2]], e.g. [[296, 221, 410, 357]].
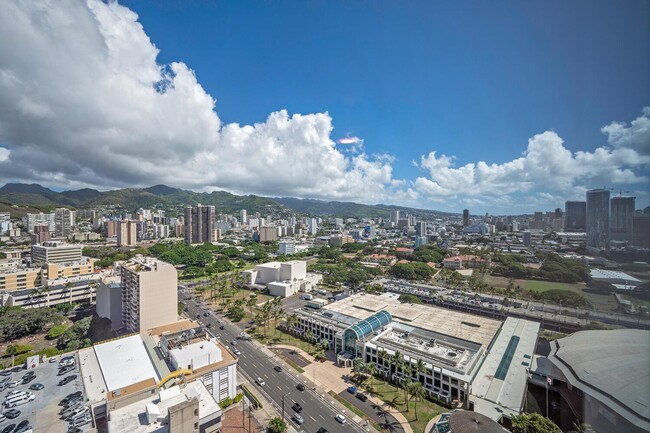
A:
[[590, 269, 640, 283], [326, 292, 502, 347], [79, 346, 108, 403], [94, 334, 159, 392], [170, 339, 222, 371], [108, 381, 220, 433], [470, 317, 540, 421]]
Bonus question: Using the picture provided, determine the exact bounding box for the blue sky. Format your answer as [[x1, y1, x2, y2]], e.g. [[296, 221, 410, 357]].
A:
[[122, 0, 649, 168], [0, 0, 648, 213]]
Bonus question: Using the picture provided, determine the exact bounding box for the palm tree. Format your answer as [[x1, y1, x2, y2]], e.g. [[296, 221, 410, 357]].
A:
[[378, 349, 388, 374], [286, 313, 298, 345], [65, 281, 73, 304], [366, 362, 377, 391], [88, 282, 97, 303], [402, 366, 413, 409], [246, 294, 258, 316], [411, 381, 425, 420], [414, 359, 426, 383], [304, 329, 314, 350], [393, 351, 404, 378]]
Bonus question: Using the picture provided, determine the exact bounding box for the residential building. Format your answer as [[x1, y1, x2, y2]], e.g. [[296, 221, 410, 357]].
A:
[[104, 220, 118, 238], [610, 196, 635, 243], [390, 210, 400, 224], [258, 226, 278, 242], [30, 225, 51, 244], [463, 209, 470, 227], [0, 212, 10, 235], [96, 275, 123, 330], [184, 205, 215, 244], [277, 240, 296, 255], [240, 209, 247, 225], [329, 234, 353, 247], [308, 218, 318, 235], [31, 241, 82, 264], [415, 221, 426, 237], [119, 257, 178, 334], [23, 212, 55, 233], [414, 236, 427, 248], [586, 189, 610, 249], [54, 207, 74, 237], [117, 220, 138, 246], [442, 255, 490, 270]]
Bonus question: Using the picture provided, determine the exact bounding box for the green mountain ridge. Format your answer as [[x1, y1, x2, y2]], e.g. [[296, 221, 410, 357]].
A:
[[0, 183, 452, 219]]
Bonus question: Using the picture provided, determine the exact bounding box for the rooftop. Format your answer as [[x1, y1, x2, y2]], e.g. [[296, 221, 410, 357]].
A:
[[590, 268, 641, 283], [108, 381, 221, 433], [78, 346, 108, 403], [547, 329, 650, 432], [94, 334, 160, 392], [325, 292, 502, 347]]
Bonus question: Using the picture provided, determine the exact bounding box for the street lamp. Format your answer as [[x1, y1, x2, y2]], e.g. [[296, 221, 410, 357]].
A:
[[282, 393, 289, 421]]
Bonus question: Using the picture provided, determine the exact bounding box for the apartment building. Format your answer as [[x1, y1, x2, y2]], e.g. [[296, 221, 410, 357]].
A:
[[120, 257, 178, 334], [54, 207, 74, 237], [22, 212, 55, 233], [117, 219, 138, 246], [184, 205, 215, 244]]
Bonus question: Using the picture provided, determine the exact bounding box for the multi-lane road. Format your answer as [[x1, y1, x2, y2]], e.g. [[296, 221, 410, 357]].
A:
[[180, 291, 370, 433]]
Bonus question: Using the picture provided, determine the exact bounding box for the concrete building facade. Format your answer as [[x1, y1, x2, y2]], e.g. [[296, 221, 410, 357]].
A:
[[120, 257, 178, 334], [564, 201, 586, 231], [586, 189, 610, 249], [610, 196, 635, 243], [184, 205, 215, 245]]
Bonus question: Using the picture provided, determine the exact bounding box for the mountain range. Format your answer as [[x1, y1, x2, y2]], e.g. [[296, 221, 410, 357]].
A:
[[0, 183, 455, 219]]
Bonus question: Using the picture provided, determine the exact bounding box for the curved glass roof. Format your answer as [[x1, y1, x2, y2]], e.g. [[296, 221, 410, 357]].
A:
[[345, 310, 392, 340]]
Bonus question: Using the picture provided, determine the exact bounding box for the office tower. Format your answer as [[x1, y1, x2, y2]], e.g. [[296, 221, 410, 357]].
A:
[[54, 208, 74, 238], [240, 209, 247, 225], [278, 240, 296, 255], [610, 196, 635, 243], [30, 225, 51, 245], [586, 189, 610, 249], [415, 222, 426, 237], [632, 215, 650, 247], [117, 220, 138, 246], [523, 231, 532, 246], [565, 201, 586, 231], [414, 236, 428, 248], [390, 210, 400, 224], [120, 257, 178, 335], [31, 241, 82, 264], [463, 209, 470, 227], [184, 205, 215, 244]]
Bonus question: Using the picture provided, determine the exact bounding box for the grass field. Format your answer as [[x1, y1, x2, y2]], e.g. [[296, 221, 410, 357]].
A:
[[484, 276, 619, 312], [366, 379, 449, 433]]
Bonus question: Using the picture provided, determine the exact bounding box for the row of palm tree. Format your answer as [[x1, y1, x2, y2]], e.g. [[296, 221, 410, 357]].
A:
[[252, 297, 284, 338], [354, 355, 428, 420]]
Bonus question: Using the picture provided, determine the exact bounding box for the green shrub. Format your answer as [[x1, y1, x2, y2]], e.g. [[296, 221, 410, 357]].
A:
[[47, 324, 68, 339], [233, 393, 243, 403], [5, 344, 33, 356], [219, 397, 233, 409]]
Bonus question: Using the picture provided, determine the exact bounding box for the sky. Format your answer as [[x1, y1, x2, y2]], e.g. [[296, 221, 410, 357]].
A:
[[0, 0, 648, 214]]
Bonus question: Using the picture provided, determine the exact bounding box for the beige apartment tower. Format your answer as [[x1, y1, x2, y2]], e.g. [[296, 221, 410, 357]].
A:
[[117, 220, 138, 246], [120, 257, 178, 335]]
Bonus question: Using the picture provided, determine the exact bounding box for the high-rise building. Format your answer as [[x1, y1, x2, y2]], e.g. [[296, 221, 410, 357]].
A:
[[54, 208, 74, 238], [278, 240, 296, 255], [31, 241, 82, 264], [523, 230, 532, 247], [0, 212, 10, 235], [184, 205, 215, 244], [463, 209, 470, 227], [23, 212, 55, 233], [308, 218, 318, 235], [390, 210, 400, 224], [632, 215, 650, 247], [119, 257, 178, 335], [30, 225, 51, 245], [259, 226, 278, 242], [104, 220, 118, 238], [610, 196, 635, 243], [415, 222, 427, 237], [117, 220, 138, 246], [586, 189, 610, 249], [240, 209, 247, 225], [565, 201, 586, 231]]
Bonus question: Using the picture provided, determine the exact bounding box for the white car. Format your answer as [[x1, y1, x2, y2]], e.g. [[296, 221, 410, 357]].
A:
[[59, 359, 75, 368], [255, 377, 265, 386], [6, 381, 19, 388], [335, 414, 346, 424]]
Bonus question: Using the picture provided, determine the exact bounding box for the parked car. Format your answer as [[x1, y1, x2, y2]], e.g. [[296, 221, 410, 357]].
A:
[[0, 371, 11, 377], [27, 384, 43, 391], [6, 381, 19, 389], [20, 376, 35, 385], [296, 383, 305, 391], [13, 420, 29, 433], [292, 402, 302, 412], [58, 375, 77, 386], [255, 377, 265, 386], [335, 414, 346, 424], [1, 425, 14, 433], [356, 392, 367, 402], [59, 392, 82, 406], [57, 366, 74, 376], [3, 410, 20, 419], [346, 386, 356, 394]]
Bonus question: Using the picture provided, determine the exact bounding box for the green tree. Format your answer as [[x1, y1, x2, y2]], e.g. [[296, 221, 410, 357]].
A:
[[411, 381, 425, 420], [47, 324, 68, 339], [268, 417, 287, 433], [511, 413, 562, 433]]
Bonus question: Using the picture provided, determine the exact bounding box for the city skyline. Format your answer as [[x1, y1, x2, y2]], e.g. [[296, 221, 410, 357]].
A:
[[0, 0, 648, 214]]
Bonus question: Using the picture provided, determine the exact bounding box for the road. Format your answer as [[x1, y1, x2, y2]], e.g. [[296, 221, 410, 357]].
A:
[[180, 291, 370, 433]]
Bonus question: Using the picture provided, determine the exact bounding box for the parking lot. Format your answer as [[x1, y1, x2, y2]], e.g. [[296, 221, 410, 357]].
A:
[[0, 355, 89, 433]]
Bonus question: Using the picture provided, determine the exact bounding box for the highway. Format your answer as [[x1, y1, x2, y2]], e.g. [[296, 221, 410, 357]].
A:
[[180, 291, 369, 433]]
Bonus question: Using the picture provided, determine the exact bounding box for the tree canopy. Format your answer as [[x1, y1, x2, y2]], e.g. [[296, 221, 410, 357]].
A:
[[511, 413, 561, 433]]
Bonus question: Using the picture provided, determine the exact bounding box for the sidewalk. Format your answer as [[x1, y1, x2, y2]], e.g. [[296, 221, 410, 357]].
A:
[[273, 344, 414, 433]]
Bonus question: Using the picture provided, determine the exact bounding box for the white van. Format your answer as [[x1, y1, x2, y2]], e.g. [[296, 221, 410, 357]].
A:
[[4, 393, 34, 407]]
